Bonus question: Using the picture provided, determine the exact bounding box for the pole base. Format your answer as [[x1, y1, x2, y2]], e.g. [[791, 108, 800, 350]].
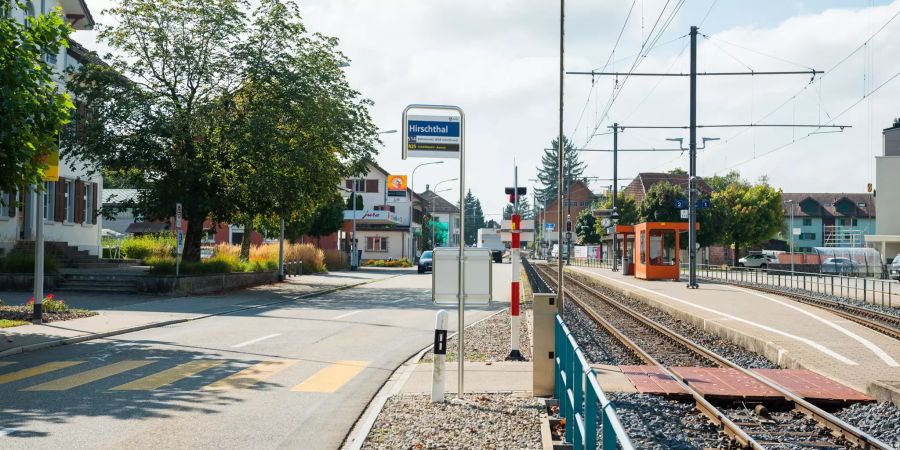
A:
[[505, 350, 524, 361], [686, 283, 699, 289], [32, 303, 43, 325]]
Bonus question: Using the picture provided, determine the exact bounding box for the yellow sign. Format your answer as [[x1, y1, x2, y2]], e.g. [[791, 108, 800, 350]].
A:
[[40, 149, 59, 182], [387, 175, 407, 192]]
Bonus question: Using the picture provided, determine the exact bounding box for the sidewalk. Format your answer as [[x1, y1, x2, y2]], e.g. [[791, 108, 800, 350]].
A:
[[0, 270, 393, 357], [401, 361, 533, 393]]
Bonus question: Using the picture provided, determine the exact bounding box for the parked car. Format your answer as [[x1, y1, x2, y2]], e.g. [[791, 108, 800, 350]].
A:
[[418, 250, 433, 274], [737, 253, 777, 269], [820, 257, 859, 275], [890, 255, 900, 281]]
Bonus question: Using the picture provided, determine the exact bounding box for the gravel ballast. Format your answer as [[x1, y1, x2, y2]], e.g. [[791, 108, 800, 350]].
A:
[[605, 392, 727, 449], [834, 401, 900, 448], [362, 393, 543, 449], [421, 308, 532, 362]]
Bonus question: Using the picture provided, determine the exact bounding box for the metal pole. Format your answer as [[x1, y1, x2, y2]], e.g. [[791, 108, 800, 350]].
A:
[[33, 187, 44, 325], [509, 165, 522, 359], [278, 214, 285, 281], [351, 179, 358, 271], [458, 110, 466, 397], [557, 0, 565, 315], [790, 201, 795, 276], [687, 25, 699, 289], [612, 123, 619, 272]]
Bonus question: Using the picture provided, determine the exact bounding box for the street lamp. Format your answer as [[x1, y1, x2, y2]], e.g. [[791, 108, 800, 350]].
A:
[[408, 161, 444, 259], [784, 199, 795, 276], [433, 178, 458, 247], [411, 161, 444, 192], [378, 129, 398, 135]]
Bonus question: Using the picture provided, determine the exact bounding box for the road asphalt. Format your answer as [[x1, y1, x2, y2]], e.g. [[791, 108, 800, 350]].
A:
[[0, 265, 511, 449]]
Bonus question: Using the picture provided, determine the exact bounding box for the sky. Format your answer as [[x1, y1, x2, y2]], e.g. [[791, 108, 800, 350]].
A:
[[74, 0, 900, 222]]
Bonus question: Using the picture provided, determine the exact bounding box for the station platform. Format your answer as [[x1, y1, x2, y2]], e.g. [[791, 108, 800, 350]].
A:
[[565, 265, 900, 401], [401, 362, 532, 394]]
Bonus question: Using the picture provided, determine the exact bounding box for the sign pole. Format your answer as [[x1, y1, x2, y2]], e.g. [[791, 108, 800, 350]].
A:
[[175, 203, 183, 278], [33, 187, 44, 325], [457, 109, 466, 398]]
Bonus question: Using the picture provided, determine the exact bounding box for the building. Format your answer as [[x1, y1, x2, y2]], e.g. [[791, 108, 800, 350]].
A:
[[865, 119, 900, 261], [782, 193, 876, 252], [0, 2, 100, 257], [623, 172, 713, 203], [341, 162, 425, 261], [419, 188, 461, 247], [535, 180, 598, 243]]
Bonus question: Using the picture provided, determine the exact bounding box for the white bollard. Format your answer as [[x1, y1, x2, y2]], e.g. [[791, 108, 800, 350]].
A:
[[432, 309, 449, 402]]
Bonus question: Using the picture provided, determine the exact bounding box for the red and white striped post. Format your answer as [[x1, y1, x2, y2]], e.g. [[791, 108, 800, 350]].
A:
[[508, 212, 523, 360]]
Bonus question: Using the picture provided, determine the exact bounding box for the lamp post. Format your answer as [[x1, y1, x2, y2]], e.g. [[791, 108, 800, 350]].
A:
[[409, 161, 444, 259], [611, 209, 620, 270], [350, 178, 359, 271], [433, 178, 457, 248], [784, 199, 795, 276]]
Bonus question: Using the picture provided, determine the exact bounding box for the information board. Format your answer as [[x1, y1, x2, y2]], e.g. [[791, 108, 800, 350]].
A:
[[404, 114, 461, 159]]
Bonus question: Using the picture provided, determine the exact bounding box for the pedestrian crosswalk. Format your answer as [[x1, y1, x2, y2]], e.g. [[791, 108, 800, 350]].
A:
[[0, 358, 370, 394]]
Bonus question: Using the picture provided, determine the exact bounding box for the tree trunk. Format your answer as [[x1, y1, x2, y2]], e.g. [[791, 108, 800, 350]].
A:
[[733, 244, 740, 266], [240, 220, 254, 261], [183, 218, 204, 262]]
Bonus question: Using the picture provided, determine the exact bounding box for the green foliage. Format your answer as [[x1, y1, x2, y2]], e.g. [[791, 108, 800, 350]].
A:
[[120, 234, 175, 262], [65, 0, 378, 262], [346, 194, 364, 210], [639, 181, 683, 223], [463, 190, 485, 245], [502, 194, 533, 220], [706, 170, 746, 192], [145, 253, 273, 275], [363, 259, 413, 268], [0, 254, 60, 274], [714, 181, 784, 263], [594, 193, 640, 237], [575, 209, 601, 244], [536, 136, 586, 204], [323, 249, 349, 271], [0, 2, 74, 192]]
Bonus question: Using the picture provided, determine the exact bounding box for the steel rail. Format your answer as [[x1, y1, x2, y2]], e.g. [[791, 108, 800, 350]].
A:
[[535, 264, 893, 450]]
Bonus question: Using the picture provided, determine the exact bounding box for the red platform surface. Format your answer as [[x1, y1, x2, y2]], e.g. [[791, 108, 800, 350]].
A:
[[620, 365, 873, 404]]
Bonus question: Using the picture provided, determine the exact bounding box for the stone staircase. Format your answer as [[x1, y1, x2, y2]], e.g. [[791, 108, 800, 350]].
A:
[[9, 241, 138, 270], [57, 271, 145, 293]]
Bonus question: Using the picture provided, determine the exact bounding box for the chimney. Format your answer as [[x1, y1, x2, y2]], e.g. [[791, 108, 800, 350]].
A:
[[425, 184, 430, 192]]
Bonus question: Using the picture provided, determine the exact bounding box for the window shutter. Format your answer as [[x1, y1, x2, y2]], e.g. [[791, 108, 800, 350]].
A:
[[75, 181, 85, 223], [55, 178, 65, 221], [7, 190, 15, 218], [365, 179, 378, 193], [92, 183, 98, 224], [345, 180, 353, 189]]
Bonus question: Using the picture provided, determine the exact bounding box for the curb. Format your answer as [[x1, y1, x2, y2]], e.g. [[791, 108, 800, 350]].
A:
[[0, 274, 398, 359], [340, 307, 509, 450]]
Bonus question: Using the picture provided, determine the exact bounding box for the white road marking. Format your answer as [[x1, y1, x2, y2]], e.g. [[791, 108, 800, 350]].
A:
[[230, 333, 281, 348], [333, 310, 362, 320], [0, 428, 17, 436], [726, 285, 900, 367], [571, 267, 858, 365]]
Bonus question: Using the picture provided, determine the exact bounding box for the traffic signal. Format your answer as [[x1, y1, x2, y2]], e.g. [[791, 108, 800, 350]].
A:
[[505, 187, 527, 203]]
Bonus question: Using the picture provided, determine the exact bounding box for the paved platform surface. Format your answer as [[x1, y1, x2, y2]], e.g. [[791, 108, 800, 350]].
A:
[[401, 361, 532, 394], [566, 265, 900, 395]]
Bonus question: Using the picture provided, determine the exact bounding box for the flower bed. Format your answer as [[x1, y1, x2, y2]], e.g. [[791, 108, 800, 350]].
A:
[[0, 294, 97, 326], [363, 258, 413, 268]]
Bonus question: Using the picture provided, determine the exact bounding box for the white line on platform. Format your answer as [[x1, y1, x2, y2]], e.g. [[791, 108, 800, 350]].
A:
[[727, 286, 900, 367], [231, 333, 281, 348], [571, 267, 859, 365], [333, 310, 362, 320], [0, 428, 17, 437]]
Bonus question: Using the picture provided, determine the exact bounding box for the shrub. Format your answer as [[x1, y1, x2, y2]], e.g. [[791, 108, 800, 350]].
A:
[[363, 258, 412, 268], [121, 234, 175, 261], [323, 249, 348, 271], [26, 293, 68, 312], [0, 253, 60, 274], [145, 256, 176, 275]]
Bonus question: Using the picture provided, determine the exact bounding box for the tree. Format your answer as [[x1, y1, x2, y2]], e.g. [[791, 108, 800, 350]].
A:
[[668, 168, 688, 176], [536, 136, 585, 204], [715, 181, 784, 265], [485, 219, 500, 229], [66, 0, 377, 262], [303, 192, 346, 246], [639, 181, 683, 223], [575, 209, 600, 244], [463, 190, 485, 244], [1, 1, 73, 193], [706, 170, 745, 192]]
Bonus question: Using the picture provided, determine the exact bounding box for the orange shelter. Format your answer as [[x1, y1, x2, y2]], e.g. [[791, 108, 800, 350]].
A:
[[633, 222, 698, 281]]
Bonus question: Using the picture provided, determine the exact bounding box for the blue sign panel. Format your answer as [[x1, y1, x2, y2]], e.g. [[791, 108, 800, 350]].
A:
[[674, 199, 687, 209], [405, 114, 461, 158], [546, 223, 555, 231], [697, 199, 711, 209]]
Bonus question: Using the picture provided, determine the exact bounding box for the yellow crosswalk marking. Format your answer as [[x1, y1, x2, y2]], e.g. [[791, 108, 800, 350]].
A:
[[111, 360, 226, 391], [202, 360, 298, 392], [291, 360, 369, 393], [0, 361, 83, 385], [22, 361, 153, 391]]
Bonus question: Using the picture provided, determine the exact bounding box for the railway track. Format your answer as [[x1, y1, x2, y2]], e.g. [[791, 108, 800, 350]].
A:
[[532, 263, 892, 450], [698, 276, 900, 341]]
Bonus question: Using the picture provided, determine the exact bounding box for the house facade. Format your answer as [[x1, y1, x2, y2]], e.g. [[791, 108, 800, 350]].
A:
[[340, 163, 425, 261], [419, 187, 460, 247], [0, 2, 101, 256], [535, 180, 598, 243], [782, 193, 876, 252], [865, 120, 900, 261]]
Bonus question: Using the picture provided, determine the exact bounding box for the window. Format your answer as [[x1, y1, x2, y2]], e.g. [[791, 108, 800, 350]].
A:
[[65, 180, 75, 222], [43, 182, 55, 220], [852, 218, 858, 227], [366, 236, 388, 252], [649, 229, 676, 266], [0, 190, 8, 218], [84, 183, 93, 223], [639, 231, 646, 264], [802, 218, 812, 226], [799, 232, 816, 240]]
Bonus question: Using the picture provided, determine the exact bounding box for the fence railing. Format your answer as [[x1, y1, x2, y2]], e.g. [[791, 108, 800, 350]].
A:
[[556, 315, 634, 450], [685, 263, 899, 308]]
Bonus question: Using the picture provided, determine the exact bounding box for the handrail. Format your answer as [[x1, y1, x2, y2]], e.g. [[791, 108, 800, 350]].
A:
[[555, 315, 635, 450]]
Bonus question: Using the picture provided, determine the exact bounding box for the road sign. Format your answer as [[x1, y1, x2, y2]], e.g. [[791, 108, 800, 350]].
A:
[[606, 226, 616, 234], [403, 114, 462, 159], [175, 203, 182, 228], [680, 209, 689, 219], [546, 223, 555, 231], [793, 227, 801, 236], [697, 199, 711, 209], [674, 199, 687, 209], [176, 230, 184, 253], [387, 175, 407, 197]]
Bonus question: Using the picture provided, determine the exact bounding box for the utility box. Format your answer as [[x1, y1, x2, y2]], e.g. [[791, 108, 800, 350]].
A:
[[533, 292, 557, 397], [432, 248, 493, 305]]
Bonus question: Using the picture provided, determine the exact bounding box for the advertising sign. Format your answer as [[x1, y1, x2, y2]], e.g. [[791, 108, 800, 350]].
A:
[[175, 203, 183, 228], [387, 175, 407, 197], [404, 114, 462, 159], [39, 149, 59, 182]]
